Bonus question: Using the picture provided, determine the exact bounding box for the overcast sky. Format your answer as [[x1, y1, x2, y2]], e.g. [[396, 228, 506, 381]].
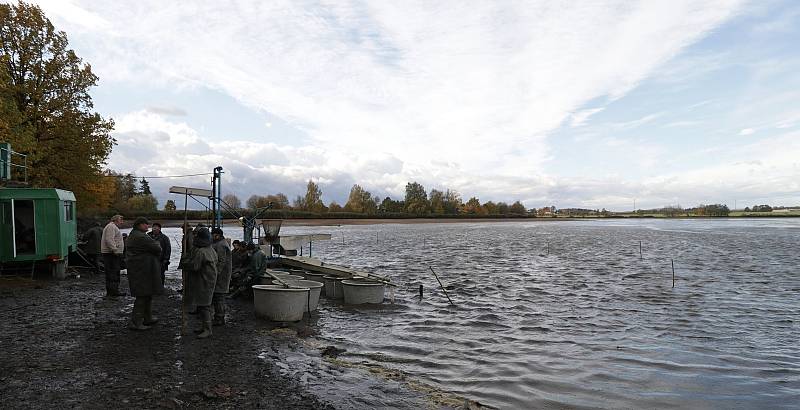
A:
[[30, 0, 800, 210]]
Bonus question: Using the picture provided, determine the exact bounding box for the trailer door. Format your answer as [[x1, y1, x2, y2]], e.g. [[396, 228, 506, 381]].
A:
[[0, 199, 15, 259]]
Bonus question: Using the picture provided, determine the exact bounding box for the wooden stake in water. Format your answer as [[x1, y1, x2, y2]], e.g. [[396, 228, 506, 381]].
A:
[[639, 241, 643, 259], [429, 266, 455, 306], [671, 258, 675, 288]]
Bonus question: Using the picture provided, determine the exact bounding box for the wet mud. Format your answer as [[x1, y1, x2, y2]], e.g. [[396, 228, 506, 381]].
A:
[[0, 273, 334, 409]]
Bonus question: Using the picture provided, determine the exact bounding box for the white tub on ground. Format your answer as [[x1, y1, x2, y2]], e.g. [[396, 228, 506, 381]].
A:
[[252, 284, 310, 321], [271, 279, 323, 311], [341, 280, 385, 304]]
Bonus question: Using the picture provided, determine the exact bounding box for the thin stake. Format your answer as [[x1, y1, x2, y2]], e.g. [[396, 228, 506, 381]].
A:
[[429, 266, 455, 306], [671, 258, 675, 288], [639, 241, 642, 259]]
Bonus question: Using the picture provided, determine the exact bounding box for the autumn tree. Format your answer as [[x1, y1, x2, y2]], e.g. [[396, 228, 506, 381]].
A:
[[463, 197, 485, 215], [164, 199, 177, 211], [222, 193, 241, 209], [404, 182, 429, 215], [0, 3, 115, 207], [303, 180, 325, 213], [344, 184, 377, 214]]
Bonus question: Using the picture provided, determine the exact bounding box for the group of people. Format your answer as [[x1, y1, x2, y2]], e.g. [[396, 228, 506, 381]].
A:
[[84, 215, 236, 339]]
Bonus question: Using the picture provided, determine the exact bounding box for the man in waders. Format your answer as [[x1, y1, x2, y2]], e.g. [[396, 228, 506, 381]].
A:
[[125, 217, 163, 330], [211, 228, 232, 326], [83, 222, 103, 275], [185, 227, 218, 339], [101, 215, 126, 297]]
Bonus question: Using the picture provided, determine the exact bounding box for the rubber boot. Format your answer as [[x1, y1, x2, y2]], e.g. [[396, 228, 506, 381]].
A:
[[212, 294, 226, 326], [197, 307, 213, 339], [143, 297, 159, 325], [129, 298, 152, 331]]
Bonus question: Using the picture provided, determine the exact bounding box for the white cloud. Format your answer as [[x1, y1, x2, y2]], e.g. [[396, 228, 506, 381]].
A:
[[739, 128, 755, 135], [31, 0, 762, 209]]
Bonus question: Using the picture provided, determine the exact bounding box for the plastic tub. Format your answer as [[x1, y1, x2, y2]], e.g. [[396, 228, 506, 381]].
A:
[[322, 275, 344, 299], [304, 272, 327, 295], [341, 280, 385, 304], [252, 284, 310, 322], [271, 280, 323, 311]]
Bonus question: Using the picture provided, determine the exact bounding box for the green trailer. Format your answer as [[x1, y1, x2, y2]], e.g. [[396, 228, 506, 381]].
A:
[[0, 188, 77, 278]]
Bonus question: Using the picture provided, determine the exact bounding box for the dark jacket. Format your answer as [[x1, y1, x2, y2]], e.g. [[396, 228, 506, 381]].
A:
[[232, 249, 249, 270], [125, 229, 163, 297], [83, 226, 103, 255], [148, 231, 172, 267], [249, 249, 267, 276], [212, 238, 232, 294], [184, 233, 218, 306]]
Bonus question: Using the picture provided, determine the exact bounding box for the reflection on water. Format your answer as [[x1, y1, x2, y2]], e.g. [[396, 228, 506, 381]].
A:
[[162, 219, 800, 408]]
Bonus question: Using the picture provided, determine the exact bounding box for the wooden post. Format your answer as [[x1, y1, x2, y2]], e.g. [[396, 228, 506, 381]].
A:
[[671, 258, 675, 288], [419, 284, 423, 299], [639, 241, 642, 259], [429, 266, 455, 306]]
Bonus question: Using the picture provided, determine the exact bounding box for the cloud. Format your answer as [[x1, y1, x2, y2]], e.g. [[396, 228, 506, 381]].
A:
[[145, 106, 188, 117], [32, 0, 772, 210], [739, 128, 755, 135]]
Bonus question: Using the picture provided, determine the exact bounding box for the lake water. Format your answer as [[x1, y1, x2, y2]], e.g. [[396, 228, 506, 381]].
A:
[[165, 219, 800, 409]]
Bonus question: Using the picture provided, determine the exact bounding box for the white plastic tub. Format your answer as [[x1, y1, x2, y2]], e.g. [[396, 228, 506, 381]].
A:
[[271, 279, 323, 311], [304, 272, 327, 295], [252, 284, 310, 321], [341, 280, 385, 304]]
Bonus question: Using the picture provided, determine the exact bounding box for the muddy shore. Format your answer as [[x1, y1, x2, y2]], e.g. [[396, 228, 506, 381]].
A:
[[0, 273, 334, 409]]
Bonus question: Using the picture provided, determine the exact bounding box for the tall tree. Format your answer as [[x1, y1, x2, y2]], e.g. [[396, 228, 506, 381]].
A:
[[0, 3, 115, 207], [404, 181, 429, 215], [139, 177, 151, 195], [164, 199, 177, 211], [509, 201, 527, 215], [303, 180, 325, 213], [429, 189, 445, 214], [443, 189, 462, 214]]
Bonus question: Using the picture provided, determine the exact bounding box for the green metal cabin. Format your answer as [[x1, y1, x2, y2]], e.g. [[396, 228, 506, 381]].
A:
[[0, 188, 77, 278]]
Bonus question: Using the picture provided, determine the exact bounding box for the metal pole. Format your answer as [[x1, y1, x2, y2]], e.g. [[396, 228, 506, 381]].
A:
[[671, 259, 675, 288], [181, 193, 189, 336]]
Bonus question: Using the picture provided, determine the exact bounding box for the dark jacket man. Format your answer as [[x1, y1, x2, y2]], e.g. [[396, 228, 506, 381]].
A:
[[125, 217, 163, 330], [148, 223, 172, 285], [83, 222, 103, 274]]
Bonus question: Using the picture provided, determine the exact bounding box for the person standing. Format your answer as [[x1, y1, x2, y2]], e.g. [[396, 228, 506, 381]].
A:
[[125, 217, 163, 330], [148, 222, 172, 285], [185, 227, 218, 339], [83, 222, 104, 275], [101, 215, 125, 297], [211, 228, 232, 326]]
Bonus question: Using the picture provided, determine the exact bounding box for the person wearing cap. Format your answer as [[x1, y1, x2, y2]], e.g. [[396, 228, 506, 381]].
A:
[[101, 214, 126, 297], [148, 222, 172, 285], [210, 227, 232, 326], [184, 227, 218, 338], [125, 217, 163, 330]]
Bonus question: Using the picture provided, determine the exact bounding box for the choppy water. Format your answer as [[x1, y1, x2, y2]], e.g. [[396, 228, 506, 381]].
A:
[[276, 219, 800, 409], [164, 219, 800, 409]]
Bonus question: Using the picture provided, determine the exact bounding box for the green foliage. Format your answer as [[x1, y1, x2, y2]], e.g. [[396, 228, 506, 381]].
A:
[[0, 2, 114, 206], [163, 199, 177, 211], [404, 182, 429, 214], [303, 180, 325, 212], [509, 201, 526, 215], [139, 178, 151, 195], [379, 196, 403, 213], [344, 184, 378, 214], [127, 194, 158, 212]]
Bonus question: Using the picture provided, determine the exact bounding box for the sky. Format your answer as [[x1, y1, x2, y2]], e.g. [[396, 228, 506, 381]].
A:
[[24, 0, 800, 211]]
